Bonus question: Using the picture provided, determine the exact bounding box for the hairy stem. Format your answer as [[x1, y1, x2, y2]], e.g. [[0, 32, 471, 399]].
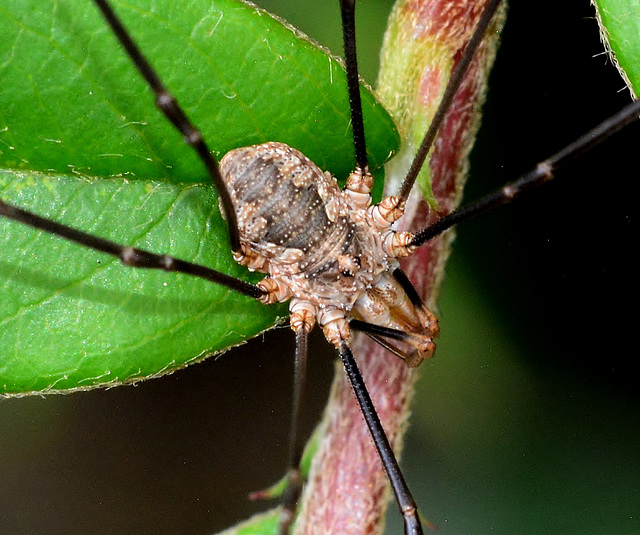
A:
[[295, 1, 506, 533]]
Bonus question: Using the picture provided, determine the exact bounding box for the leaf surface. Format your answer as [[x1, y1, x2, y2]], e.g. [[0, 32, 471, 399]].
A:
[[593, 0, 640, 95], [0, 0, 399, 394]]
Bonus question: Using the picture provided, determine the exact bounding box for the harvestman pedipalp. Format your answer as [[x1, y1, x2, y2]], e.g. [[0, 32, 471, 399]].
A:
[[1, 0, 640, 532]]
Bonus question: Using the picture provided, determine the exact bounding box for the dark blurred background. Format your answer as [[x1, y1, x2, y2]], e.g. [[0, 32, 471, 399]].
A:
[[1, 1, 638, 534]]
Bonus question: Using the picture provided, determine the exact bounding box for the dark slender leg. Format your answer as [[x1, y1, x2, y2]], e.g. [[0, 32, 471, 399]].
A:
[[397, 0, 504, 202], [0, 199, 264, 299], [91, 0, 241, 252], [350, 319, 417, 342], [338, 342, 423, 535], [339, 0, 369, 173], [350, 319, 428, 346], [337, 3, 432, 531], [279, 328, 309, 535], [392, 268, 428, 310], [410, 97, 640, 247]]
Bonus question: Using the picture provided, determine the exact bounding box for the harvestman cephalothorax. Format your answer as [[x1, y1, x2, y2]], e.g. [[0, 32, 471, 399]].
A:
[[1, 0, 640, 532]]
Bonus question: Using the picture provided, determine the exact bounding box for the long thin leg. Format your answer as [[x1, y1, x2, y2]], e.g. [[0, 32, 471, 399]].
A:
[[349, 319, 434, 364], [392, 268, 431, 314], [279, 328, 309, 534], [91, 0, 241, 252], [410, 97, 640, 247], [397, 0, 503, 203], [350, 317, 433, 348], [337, 3, 430, 530], [338, 341, 423, 535], [0, 199, 264, 299], [350, 319, 420, 343], [339, 0, 369, 173]]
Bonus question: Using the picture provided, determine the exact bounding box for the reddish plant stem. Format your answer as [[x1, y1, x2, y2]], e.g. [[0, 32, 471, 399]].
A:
[[294, 1, 505, 533]]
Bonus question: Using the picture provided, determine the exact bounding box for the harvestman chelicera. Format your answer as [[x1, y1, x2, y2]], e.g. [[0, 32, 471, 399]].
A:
[[1, 0, 639, 534]]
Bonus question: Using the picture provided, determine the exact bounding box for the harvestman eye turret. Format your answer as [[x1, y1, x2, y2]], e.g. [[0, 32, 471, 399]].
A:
[[1, 0, 639, 534]]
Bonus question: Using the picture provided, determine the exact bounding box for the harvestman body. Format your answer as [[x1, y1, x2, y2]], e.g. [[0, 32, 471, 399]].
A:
[[1, 0, 639, 533], [220, 142, 437, 364]]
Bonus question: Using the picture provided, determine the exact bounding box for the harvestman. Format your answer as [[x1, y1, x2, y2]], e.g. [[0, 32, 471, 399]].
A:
[[1, 0, 639, 533]]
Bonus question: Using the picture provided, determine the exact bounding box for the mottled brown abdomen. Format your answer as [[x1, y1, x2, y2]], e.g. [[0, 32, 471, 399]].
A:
[[220, 141, 388, 307], [220, 142, 354, 274]]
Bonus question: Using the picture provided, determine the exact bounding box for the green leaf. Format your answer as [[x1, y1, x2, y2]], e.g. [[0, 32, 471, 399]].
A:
[[0, 0, 399, 395], [593, 0, 640, 96], [215, 509, 280, 535]]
